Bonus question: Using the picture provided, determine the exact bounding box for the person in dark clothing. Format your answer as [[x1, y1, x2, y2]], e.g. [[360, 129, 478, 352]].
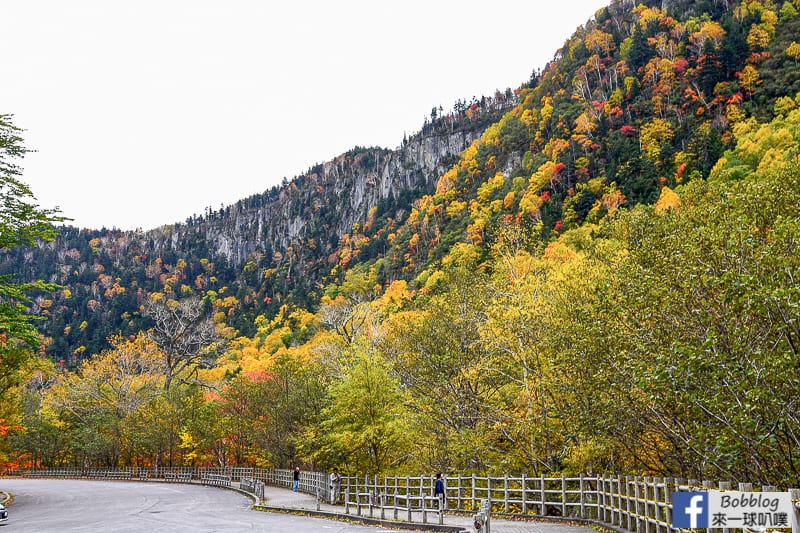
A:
[[293, 466, 300, 492], [434, 472, 445, 508]]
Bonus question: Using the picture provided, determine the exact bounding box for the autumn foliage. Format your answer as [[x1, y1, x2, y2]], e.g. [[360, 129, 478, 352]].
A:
[[3, 0, 800, 485]]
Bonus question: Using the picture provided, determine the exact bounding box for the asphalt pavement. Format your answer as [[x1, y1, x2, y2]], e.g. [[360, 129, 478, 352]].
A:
[[0, 478, 423, 532], [0, 478, 602, 533]]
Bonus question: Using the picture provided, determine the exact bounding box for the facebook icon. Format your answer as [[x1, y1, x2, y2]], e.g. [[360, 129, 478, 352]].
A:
[[673, 492, 709, 528]]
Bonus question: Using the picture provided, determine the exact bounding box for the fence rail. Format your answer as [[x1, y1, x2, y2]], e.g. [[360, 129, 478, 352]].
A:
[[3, 468, 798, 532]]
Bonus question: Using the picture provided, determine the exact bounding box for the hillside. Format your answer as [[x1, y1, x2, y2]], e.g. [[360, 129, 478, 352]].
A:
[[0, 98, 510, 362], [377, 0, 800, 272], [2, 0, 800, 483], [9, 0, 800, 363]]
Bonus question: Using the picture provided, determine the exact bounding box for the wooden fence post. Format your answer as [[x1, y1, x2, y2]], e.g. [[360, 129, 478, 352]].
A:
[[522, 473, 528, 515], [624, 476, 632, 531], [487, 476, 492, 512], [703, 480, 716, 533], [643, 477, 650, 533], [540, 474, 546, 516], [457, 474, 462, 511], [579, 474, 585, 519], [719, 481, 732, 533], [788, 488, 800, 533], [345, 476, 351, 514], [504, 475, 509, 513], [422, 489, 428, 524], [472, 473, 477, 511]]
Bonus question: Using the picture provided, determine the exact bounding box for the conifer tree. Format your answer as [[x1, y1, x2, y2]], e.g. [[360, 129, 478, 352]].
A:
[[0, 115, 65, 397]]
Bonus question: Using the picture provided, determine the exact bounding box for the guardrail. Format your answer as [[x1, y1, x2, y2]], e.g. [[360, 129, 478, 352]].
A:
[[200, 473, 231, 488], [4, 468, 798, 532], [240, 478, 265, 501], [163, 471, 193, 483], [372, 492, 445, 524]]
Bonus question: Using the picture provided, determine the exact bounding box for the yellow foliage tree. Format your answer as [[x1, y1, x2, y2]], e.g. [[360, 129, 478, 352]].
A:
[[640, 118, 675, 160]]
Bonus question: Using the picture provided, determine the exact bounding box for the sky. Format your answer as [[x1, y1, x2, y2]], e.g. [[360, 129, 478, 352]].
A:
[[2, 1, 608, 231]]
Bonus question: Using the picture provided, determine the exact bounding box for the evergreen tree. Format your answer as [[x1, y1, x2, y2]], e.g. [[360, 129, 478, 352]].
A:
[[0, 115, 65, 395]]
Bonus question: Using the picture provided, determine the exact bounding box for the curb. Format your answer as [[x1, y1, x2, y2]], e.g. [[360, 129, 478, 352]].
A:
[[253, 504, 469, 532]]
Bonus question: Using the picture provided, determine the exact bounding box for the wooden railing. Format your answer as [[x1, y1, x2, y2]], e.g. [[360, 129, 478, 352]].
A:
[[4, 468, 799, 532]]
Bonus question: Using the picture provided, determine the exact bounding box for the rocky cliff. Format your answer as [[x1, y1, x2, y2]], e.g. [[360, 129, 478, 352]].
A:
[[154, 128, 486, 269], [0, 105, 510, 359]]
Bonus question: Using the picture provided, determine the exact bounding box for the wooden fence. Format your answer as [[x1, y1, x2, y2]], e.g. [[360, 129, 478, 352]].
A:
[[4, 468, 799, 532]]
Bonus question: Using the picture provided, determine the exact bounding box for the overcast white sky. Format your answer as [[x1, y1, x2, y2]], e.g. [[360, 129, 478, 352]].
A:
[[3, 1, 607, 231]]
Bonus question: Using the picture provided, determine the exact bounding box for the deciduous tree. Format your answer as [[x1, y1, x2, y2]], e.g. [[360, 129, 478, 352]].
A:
[[143, 295, 223, 390]]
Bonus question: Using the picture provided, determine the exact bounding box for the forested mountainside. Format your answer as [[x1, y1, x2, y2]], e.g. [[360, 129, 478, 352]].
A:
[[11, 0, 798, 365], [0, 98, 510, 362], [3, 0, 800, 484]]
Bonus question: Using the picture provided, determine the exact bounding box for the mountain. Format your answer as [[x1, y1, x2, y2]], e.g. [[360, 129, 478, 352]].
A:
[[5, 0, 800, 482], [0, 96, 511, 363], [4, 0, 800, 365]]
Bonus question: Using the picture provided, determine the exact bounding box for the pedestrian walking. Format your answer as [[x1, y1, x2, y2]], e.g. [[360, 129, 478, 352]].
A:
[[329, 467, 341, 504], [293, 466, 300, 492], [434, 472, 446, 509]]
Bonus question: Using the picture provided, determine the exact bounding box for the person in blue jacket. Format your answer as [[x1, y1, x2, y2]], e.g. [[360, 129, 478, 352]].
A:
[[434, 472, 445, 508]]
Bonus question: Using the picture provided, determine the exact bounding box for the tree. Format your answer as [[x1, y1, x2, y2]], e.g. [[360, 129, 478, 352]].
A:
[[382, 247, 503, 471], [0, 116, 66, 466], [787, 41, 800, 64], [143, 295, 223, 390], [608, 169, 800, 484], [45, 334, 165, 467], [319, 342, 412, 474], [0, 116, 66, 395]]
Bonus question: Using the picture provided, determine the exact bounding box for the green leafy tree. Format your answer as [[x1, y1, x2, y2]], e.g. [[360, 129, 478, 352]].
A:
[[382, 246, 505, 472], [608, 166, 800, 485], [0, 116, 66, 466], [44, 334, 164, 467], [319, 342, 412, 474], [0, 116, 66, 395]]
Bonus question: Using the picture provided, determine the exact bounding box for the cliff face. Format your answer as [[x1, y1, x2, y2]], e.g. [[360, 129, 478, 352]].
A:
[[0, 116, 503, 360], [159, 129, 484, 268]]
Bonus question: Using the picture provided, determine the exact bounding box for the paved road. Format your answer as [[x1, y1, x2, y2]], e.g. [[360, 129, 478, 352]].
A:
[[0, 479, 600, 533], [0, 479, 427, 532]]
